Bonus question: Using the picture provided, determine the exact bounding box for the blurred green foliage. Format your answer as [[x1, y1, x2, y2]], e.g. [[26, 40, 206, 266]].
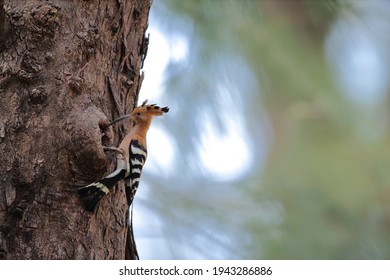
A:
[[146, 0, 390, 259]]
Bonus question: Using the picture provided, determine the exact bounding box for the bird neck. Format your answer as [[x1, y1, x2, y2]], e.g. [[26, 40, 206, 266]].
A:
[[130, 121, 151, 147], [133, 120, 151, 136]]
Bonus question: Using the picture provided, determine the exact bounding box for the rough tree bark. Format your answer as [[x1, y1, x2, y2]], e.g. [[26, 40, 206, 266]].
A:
[[0, 0, 151, 259]]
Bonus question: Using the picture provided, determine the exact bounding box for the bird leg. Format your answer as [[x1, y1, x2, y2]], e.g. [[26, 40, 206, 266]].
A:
[[103, 146, 126, 160]]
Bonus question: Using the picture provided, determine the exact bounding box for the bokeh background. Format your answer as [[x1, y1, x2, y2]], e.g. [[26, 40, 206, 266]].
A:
[[135, 0, 390, 259]]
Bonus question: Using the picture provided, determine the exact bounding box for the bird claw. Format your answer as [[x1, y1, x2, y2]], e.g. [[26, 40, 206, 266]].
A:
[[102, 146, 126, 159]]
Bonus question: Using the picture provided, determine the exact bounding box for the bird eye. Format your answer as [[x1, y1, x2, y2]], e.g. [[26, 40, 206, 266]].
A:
[[137, 112, 141, 116]]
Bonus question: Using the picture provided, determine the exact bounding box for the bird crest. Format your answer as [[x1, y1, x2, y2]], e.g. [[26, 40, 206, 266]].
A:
[[133, 99, 169, 116]]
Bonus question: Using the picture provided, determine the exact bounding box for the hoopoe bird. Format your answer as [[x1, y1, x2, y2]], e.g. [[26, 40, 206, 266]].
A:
[[77, 100, 169, 212]]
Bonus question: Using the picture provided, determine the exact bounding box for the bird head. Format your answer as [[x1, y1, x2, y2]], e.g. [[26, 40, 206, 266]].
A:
[[130, 99, 169, 125]]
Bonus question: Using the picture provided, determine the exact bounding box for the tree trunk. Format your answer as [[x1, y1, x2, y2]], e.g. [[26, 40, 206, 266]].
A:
[[0, 0, 151, 259]]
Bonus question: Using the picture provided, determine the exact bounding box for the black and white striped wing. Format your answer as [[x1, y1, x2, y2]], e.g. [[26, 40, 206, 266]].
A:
[[125, 140, 147, 206], [78, 166, 127, 212]]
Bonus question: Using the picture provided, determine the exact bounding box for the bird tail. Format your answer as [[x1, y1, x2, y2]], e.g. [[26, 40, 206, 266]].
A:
[[77, 168, 127, 212], [125, 206, 139, 259]]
